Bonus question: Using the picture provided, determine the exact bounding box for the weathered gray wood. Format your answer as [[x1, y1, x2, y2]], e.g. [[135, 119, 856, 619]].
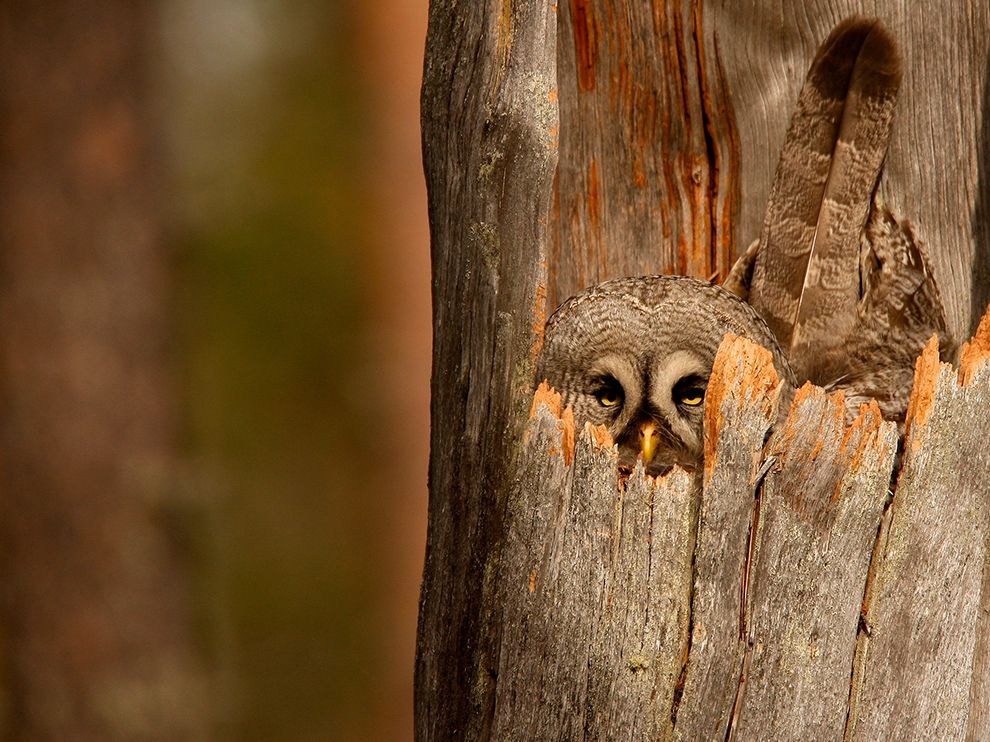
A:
[[962, 315, 990, 742], [735, 390, 896, 741], [416, 2, 558, 739], [583, 465, 693, 740], [850, 336, 990, 740], [672, 337, 780, 740], [968, 322, 990, 740], [420, 3, 990, 740], [474, 334, 990, 742], [492, 387, 695, 740]]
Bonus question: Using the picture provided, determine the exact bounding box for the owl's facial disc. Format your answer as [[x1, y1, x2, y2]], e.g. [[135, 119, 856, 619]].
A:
[[613, 350, 710, 476], [649, 351, 708, 447]]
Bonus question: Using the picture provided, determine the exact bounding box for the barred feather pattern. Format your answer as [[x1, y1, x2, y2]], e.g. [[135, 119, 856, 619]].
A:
[[818, 193, 955, 425], [727, 16, 952, 428]]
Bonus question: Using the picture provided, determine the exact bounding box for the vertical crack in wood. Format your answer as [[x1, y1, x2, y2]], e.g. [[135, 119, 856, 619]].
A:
[[725, 654, 750, 742], [551, 0, 740, 306], [418, 0, 558, 736], [726, 375, 896, 739], [641, 475, 657, 641], [670, 336, 780, 739], [844, 492, 894, 740], [691, 0, 738, 281], [846, 315, 990, 739], [724, 450, 775, 742], [741, 480, 760, 640], [668, 0, 696, 276], [669, 484, 701, 726]]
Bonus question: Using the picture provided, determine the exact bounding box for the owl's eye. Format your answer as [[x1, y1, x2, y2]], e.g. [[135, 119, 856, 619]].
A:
[[597, 390, 622, 407], [673, 376, 706, 408], [593, 378, 623, 408]]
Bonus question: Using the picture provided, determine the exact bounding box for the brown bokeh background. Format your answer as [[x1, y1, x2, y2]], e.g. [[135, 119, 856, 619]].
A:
[[0, 1, 429, 740]]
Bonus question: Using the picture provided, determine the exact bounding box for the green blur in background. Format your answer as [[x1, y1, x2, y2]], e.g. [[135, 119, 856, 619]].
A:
[[162, 1, 426, 739]]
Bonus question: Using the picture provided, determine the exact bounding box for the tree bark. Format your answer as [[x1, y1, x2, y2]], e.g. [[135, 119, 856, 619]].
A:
[[419, 2, 990, 740], [551, 1, 990, 334], [551, 0, 740, 309], [416, 2, 558, 739], [489, 332, 989, 741], [0, 3, 204, 738]]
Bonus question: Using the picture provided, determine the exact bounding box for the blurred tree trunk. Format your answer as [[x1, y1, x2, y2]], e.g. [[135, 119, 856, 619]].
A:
[[0, 3, 203, 739], [417, 2, 990, 740]]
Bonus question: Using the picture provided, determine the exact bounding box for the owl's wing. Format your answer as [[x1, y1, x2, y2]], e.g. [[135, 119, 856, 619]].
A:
[[721, 238, 758, 299], [739, 17, 902, 383], [822, 193, 955, 425]]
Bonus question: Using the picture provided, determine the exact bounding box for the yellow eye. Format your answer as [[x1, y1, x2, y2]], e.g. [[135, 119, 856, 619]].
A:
[[596, 389, 622, 407], [674, 383, 705, 407], [593, 378, 623, 408]]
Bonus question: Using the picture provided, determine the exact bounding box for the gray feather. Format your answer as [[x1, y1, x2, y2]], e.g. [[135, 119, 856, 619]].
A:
[[746, 17, 902, 383]]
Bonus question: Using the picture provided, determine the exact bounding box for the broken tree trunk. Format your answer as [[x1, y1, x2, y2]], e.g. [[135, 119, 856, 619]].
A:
[[490, 328, 990, 741], [417, 2, 990, 740]]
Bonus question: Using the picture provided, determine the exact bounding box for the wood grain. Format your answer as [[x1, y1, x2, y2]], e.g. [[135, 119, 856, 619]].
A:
[[736, 390, 896, 741], [492, 410, 696, 740], [416, 1, 558, 738], [551, 0, 739, 309], [550, 2, 988, 338], [705, 2, 990, 339], [672, 336, 781, 741], [420, 4, 990, 739], [850, 339, 990, 740], [477, 335, 987, 741]]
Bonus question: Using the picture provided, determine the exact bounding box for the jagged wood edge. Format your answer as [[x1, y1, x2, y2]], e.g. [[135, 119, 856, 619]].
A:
[[494, 317, 990, 740], [849, 310, 990, 741]]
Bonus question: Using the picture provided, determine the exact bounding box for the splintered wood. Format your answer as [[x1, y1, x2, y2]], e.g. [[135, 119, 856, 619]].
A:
[[495, 402, 694, 740], [850, 329, 990, 740], [493, 327, 990, 741]]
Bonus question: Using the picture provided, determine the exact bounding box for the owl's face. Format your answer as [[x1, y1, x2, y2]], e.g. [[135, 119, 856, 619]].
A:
[[536, 276, 791, 476]]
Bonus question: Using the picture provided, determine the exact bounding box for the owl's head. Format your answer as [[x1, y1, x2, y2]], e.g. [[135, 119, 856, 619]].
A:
[[536, 276, 792, 476]]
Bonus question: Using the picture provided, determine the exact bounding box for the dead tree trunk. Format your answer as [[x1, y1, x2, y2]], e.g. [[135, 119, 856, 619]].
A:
[[418, 2, 990, 740]]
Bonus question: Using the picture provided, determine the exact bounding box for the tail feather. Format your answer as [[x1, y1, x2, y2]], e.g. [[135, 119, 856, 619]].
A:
[[747, 17, 902, 382]]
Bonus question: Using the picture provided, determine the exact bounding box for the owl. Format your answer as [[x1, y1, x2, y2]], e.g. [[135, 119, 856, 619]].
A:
[[536, 16, 952, 475], [536, 276, 796, 476]]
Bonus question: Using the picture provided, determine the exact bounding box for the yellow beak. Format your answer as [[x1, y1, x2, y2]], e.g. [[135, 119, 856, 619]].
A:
[[639, 422, 658, 464]]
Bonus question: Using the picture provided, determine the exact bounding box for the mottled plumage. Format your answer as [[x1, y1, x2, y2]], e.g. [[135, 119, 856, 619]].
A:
[[537, 17, 951, 474], [745, 18, 903, 372], [536, 277, 794, 475], [726, 16, 953, 426]]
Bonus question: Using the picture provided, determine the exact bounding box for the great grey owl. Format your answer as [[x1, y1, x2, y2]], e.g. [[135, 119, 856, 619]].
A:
[[536, 17, 952, 476], [536, 276, 796, 476]]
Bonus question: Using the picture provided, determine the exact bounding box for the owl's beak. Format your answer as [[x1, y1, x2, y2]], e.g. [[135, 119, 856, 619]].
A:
[[639, 422, 658, 465]]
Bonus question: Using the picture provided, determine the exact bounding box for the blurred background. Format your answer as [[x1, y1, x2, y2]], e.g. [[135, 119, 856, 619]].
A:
[[0, 1, 429, 740]]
